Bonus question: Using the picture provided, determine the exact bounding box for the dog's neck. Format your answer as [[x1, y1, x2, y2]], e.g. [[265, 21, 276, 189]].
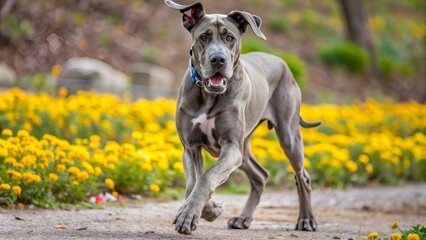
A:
[[188, 49, 203, 87]]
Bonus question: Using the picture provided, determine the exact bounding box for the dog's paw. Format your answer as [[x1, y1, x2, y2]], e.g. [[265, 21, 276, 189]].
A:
[[173, 203, 200, 235], [295, 217, 317, 231], [201, 200, 224, 222], [227, 216, 252, 229]]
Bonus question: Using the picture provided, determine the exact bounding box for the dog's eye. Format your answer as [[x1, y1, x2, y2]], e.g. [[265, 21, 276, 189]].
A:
[[226, 35, 234, 42], [200, 34, 208, 41]]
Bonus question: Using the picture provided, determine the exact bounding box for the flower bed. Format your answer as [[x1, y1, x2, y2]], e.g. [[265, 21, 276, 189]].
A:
[[0, 88, 425, 206]]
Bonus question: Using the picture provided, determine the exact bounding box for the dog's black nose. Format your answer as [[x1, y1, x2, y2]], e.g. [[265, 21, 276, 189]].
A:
[[209, 53, 226, 66]]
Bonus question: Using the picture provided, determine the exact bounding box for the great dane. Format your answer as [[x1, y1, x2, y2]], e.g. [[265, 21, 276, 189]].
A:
[[165, 0, 320, 235]]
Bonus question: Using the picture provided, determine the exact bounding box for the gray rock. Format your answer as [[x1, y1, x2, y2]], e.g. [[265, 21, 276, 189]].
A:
[[0, 64, 16, 87], [57, 57, 129, 94], [128, 62, 175, 99]]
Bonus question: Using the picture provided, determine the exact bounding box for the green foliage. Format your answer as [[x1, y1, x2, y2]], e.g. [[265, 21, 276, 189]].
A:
[[241, 38, 270, 53], [279, 0, 296, 6], [1, 16, 32, 39], [106, 14, 123, 26], [378, 57, 413, 78], [99, 34, 112, 49], [368, 223, 425, 240], [15, 74, 56, 94], [301, 9, 321, 31], [241, 38, 308, 88], [376, 38, 414, 77], [248, 0, 265, 6], [73, 12, 87, 26], [316, 41, 369, 73], [140, 45, 161, 64], [273, 51, 307, 89], [267, 15, 290, 34]]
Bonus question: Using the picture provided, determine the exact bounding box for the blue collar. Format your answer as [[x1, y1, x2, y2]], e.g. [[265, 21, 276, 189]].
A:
[[189, 54, 203, 87]]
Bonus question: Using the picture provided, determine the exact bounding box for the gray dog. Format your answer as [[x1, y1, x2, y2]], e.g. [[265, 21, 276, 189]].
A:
[[165, 0, 320, 235]]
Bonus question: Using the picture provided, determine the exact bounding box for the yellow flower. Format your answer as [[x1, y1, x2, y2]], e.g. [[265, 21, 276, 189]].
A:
[[7, 170, 22, 181], [140, 162, 153, 172], [131, 131, 142, 140], [12, 186, 22, 195], [49, 173, 59, 182], [94, 167, 102, 176], [32, 174, 41, 183], [150, 184, 160, 193], [55, 150, 66, 160], [172, 162, 184, 174], [286, 164, 294, 173], [58, 87, 67, 97], [68, 166, 80, 176], [17, 129, 29, 138], [407, 233, 420, 240], [107, 155, 118, 164], [411, 24, 425, 39], [345, 161, 358, 173], [0, 148, 8, 157], [391, 221, 398, 229], [391, 232, 401, 240], [0, 183, 11, 190], [52, 65, 62, 77], [23, 122, 32, 131], [112, 191, 119, 197], [13, 162, 25, 169], [105, 178, 115, 189], [90, 135, 101, 142], [72, 180, 79, 185], [2, 129, 13, 136], [366, 164, 374, 174], [367, 232, 379, 239], [304, 158, 311, 168], [82, 161, 94, 174], [157, 153, 169, 170], [21, 155, 36, 167], [69, 125, 77, 135], [89, 141, 100, 149], [358, 154, 369, 164], [57, 164, 66, 172], [5, 157, 17, 165], [107, 163, 116, 170], [23, 172, 34, 183], [78, 171, 89, 181]]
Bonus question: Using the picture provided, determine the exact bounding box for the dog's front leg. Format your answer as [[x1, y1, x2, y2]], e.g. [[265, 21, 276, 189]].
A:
[[174, 142, 242, 235], [182, 147, 204, 199]]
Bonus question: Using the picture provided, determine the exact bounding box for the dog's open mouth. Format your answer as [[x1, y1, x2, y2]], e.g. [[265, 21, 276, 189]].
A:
[[208, 72, 226, 87], [203, 72, 227, 94]]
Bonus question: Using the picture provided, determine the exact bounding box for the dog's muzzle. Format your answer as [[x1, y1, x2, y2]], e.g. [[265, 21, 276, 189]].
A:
[[203, 72, 227, 94]]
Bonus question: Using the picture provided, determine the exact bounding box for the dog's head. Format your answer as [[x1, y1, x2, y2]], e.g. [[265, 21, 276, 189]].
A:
[[165, 0, 266, 94]]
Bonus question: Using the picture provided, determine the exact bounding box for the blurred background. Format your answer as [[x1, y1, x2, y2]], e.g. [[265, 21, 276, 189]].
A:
[[0, 0, 424, 102], [0, 0, 425, 209]]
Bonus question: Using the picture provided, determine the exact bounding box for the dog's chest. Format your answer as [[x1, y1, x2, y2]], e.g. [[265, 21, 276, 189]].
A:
[[191, 113, 218, 151]]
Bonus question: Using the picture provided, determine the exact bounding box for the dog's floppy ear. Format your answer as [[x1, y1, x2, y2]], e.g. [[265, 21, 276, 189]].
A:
[[228, 11, 266, 40], [165, 0, 205, 32]]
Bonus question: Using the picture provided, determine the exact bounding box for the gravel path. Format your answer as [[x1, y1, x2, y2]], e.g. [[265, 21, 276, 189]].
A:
[[1, 184, 425, 240]]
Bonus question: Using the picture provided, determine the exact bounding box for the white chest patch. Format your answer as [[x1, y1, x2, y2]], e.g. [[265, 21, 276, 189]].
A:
[[191, 113, 217, 148]]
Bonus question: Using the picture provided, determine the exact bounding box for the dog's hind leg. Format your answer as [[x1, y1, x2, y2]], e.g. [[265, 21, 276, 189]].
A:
[[276, 124, 317, 231], [269, 72, 317, 231], [228, 135, 269, 229]]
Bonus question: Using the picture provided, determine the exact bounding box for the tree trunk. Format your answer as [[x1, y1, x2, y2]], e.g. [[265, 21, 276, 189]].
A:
[[339, 0, 378, 79]]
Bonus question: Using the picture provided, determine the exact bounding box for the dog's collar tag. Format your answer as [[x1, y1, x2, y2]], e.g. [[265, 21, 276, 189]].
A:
[[189, 49, 202, 87]]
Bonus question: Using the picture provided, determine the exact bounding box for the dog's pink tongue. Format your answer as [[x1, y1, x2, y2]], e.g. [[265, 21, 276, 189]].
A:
[[210, 73, 224, 86]]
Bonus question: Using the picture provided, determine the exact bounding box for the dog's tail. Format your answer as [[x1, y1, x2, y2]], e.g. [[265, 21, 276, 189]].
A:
[[299, 117, 322, 128]]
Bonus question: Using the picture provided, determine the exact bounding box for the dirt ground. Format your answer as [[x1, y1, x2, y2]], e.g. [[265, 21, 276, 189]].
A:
[[1, 184, 425, 240]]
